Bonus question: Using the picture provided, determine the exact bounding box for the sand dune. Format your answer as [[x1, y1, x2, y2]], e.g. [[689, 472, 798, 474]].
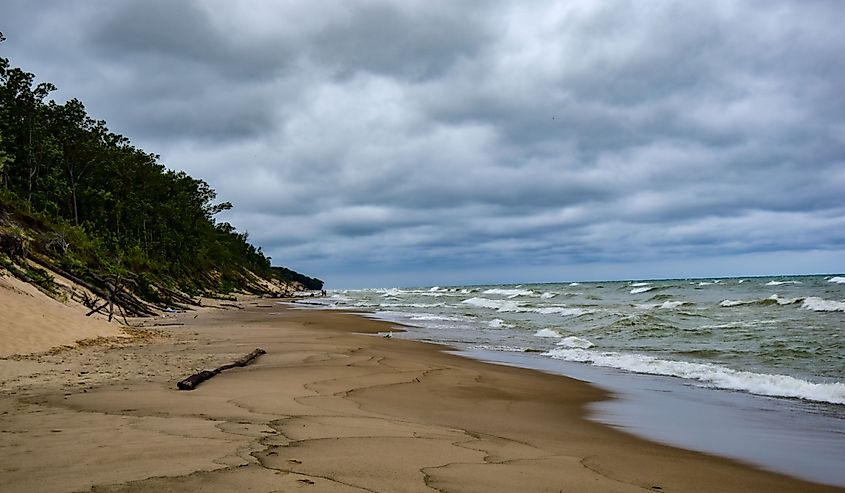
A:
[[0, 274, 122, 357]]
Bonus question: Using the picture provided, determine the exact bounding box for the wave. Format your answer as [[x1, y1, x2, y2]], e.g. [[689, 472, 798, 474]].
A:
[[469, 344, 530, 353], [557, 336, 594, 349], [630, 286, 656, 294], [827, 276, 845, 284], [801, 297, 845, 313], [540, 292, 557, 299], [488, 318, 511, 328], [719, 294, 803, 308], [408, 314, 466, 322], [765, 280, 801, 286], [636, 301, 691, 310], [533, 330, 595, 349], [543, 348, 845, 404], [630, 282, 651, 287], [535, 306, 593, 316], [483, 288, 535, 298], [461, 297, 591, 317], [380, 302, 446, 309], [462, 297, 523, 312]]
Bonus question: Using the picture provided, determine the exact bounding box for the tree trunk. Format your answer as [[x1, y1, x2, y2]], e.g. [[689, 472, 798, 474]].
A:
[[177, 348, 266, 390]]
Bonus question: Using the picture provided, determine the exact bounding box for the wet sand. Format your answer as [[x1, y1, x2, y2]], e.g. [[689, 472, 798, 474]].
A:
[[1, 302, 841, 492]]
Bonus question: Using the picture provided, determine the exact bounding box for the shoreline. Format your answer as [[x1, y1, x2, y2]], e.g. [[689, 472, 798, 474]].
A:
[[1, 302, 841, 492]]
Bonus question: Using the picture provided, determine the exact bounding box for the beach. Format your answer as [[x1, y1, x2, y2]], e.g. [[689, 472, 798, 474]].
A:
[[1, 300, 841, 492]]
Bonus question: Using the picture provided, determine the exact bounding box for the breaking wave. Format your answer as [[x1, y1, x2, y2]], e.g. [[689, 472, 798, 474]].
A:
[[630, 286, 656, 294], [543, 348, 845, 404], [801, 297, 845, 313], [483, 288, 535, 298], [462, 297, 591, 317], [719, 294, 803, 308]]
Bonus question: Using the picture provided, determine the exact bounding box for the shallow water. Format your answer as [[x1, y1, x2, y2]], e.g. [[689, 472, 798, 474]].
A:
[[318, 275, 845, 404], [292, 274, 845, 485]]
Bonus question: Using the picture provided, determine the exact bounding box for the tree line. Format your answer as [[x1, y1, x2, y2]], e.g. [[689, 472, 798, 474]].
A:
[[0, 33, 322, 301]]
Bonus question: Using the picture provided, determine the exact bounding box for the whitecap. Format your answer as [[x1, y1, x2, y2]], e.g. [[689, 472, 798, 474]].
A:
[[568, 282, 581, 286], [637, 301, 687, 310], [469, 344, 529, 353], [540, 292, 557, 299], [768, 294, 803, 305], [483, 288, 535, 297], [630, 286, 656, 294], [534, 306, 593, 316], [801, 297, 845, 313], [461, 297, 523, 312], [630, 282, 651, 287], [488, 319, 510, 328], [543, 348, 845, 404], [556, 336, 594, 349], [827, 276, 845, 284], [534, 328, 562, 338], [408, 314, 465, 322], [719, 299, 751, 307], [765, 280, 801, 286]]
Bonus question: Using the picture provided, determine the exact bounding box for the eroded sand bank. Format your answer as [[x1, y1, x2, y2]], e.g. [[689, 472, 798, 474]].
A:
[[1, 303, 840, 492]]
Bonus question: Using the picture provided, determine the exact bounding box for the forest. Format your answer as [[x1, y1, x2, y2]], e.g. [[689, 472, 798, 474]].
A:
[[0, 32, 322, 311]]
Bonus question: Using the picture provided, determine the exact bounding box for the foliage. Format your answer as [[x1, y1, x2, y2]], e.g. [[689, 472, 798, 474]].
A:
[[271, 266, 324, 291], [0, 34, 315, 300]]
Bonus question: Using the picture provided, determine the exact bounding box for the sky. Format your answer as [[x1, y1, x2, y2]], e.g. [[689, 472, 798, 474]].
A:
[[2, 1, 844, 288]]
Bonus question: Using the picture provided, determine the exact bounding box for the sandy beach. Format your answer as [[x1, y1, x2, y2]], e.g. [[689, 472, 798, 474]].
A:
[[1, 301, 841, 492]]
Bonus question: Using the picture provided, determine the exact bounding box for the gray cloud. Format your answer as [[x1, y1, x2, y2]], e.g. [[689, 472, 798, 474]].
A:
[[2, 0, 843, 286]]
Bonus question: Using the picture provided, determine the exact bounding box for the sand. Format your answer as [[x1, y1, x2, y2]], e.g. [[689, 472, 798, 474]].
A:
[[0, 273, 123, 358], [0, 301, 841, 492]]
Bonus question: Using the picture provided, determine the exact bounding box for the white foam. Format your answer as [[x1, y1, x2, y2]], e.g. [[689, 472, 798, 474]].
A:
[[535, 306, 593, 316], [568, 282, 581, 286], [630, 286, 656, 294], [381, 288, 407, 297], [636, 301, 687, 310], [827, 276, 845, 284], [408, 314, 464, 322], [429, 286, 441, 291], [630, 282, 651, 287], [556, 336, 594, 349], [483, 288, 535, 298], [719, 295, 802, 308], [461, 297, 590, 317], [801, 297, 845, 313], [540, 292, 557, 299], [765, 280, 801, 286], [461, 297, 523, 312], [380, 302, 445, 309], [469, 344, 528, 353], [534, 328, 562, 338], [543, 348, 845, 404], [488, 318, 510, 328], [768, 294, 802, 305], [720, 299, 751, 307]]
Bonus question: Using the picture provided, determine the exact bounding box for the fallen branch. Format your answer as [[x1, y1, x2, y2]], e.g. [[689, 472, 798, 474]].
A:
[[177, 348, 266, 390]]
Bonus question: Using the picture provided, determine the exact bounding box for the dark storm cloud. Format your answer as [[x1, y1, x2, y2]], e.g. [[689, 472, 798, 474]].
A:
[[2, 0, 844, 286]]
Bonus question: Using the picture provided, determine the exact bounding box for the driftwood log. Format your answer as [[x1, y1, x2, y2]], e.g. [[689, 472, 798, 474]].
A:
[[177, 348, 266, 390]]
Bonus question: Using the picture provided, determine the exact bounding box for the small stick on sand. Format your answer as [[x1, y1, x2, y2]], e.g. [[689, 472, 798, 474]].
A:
[[177, 348, 266, 390]]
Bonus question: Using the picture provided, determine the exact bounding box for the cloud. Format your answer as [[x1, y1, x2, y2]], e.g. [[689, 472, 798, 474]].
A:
[[2, 0, 843, 286]]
